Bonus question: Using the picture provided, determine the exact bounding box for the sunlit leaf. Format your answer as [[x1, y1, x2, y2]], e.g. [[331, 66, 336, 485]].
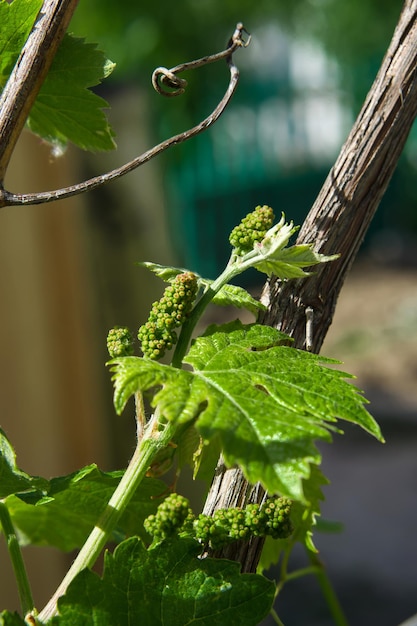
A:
[[6, 465, 165, 550], [52, 537, 275, 626], [0, 3, 115, 152], [0, 428, 48, 499], [109, 322, 383, 501], [27, 34, 116, 151]]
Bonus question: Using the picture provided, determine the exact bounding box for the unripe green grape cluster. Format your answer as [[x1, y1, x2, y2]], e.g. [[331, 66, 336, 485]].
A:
[[244, 498, 293, 540], [144, 493, 194, 540], [194, 497, 293, 549], [193, 507, 251, 550], [229, 205, 275, 255], [106, 326, 134, 358], [137, 272, 198, 360], [144, 493, 293, 549]]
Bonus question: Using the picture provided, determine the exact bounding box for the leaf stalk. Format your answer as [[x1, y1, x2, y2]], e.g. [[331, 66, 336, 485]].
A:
[[171, 257, 239, 367], [307, 549, 350, 626], [0, 500, 35, 617]]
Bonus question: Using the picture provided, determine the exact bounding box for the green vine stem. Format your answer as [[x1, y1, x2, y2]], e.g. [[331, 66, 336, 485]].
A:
[[171, 284, 217, 368], [273, 540, 348, 626], [307, 549, 350, 626], [37, 414, 177, 622], [171, 214, 305, 367], [269, 607, 286, 626], [0, 500, 35, 617], [171, 256, 242, 368]]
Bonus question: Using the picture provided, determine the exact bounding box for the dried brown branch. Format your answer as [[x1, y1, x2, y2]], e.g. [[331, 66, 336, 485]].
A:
[[203, 0, 417, 572], [0, 23, 249, 208]]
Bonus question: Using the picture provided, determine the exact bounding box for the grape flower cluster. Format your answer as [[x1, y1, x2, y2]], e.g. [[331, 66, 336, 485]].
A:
[[194, 497, 293, 549], [144, 493, 293, 549], [106, 326, 134, 358], [144, 493, 194, 541], [137, 272, 198, 360], [229, 205, 275, 255]]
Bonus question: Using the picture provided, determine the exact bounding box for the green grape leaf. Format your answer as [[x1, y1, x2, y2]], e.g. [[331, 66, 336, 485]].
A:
[[52, 537, 275, 626], [109, 322, 383, 502], [27, 34, 116, 152], [292, 464, 329, 553], [191, 434, 223, 485], [0, 2, 115, 152], [175, 424, 201, 471], [0, 428, 48, 498], [0, 0, 42, 83], [174, 422, 222, 486], [5, 464, 165, 550], [257, 536, 288, 575], [0, 612, 26, 626], [210, 283, 267, 314]]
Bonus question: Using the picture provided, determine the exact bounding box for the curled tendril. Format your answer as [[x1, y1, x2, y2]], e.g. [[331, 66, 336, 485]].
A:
[[152, 68, 188, 97], [152, 22, 251, 97]]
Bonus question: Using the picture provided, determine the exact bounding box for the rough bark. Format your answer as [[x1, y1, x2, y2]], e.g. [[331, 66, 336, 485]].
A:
[[203, 0, 417, 572]]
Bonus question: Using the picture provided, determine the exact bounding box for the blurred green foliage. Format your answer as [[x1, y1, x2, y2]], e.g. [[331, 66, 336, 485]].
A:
[[70, 1, 417, 259], [70, 0, 400, 96]]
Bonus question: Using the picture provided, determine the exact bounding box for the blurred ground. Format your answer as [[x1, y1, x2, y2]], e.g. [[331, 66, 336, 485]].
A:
[[323, 262, 417, 417]]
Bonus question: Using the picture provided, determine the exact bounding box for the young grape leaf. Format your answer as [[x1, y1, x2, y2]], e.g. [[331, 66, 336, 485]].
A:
[[5, 464, 165, 550], [109, 322, 383, 502], [229, 213, 338, 279], [52, 537, 275, 626], [137, 261, 192, 282], [253, 244, 340, 279], [0, 0, 42, 83], [0, 428, 48, 498]]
